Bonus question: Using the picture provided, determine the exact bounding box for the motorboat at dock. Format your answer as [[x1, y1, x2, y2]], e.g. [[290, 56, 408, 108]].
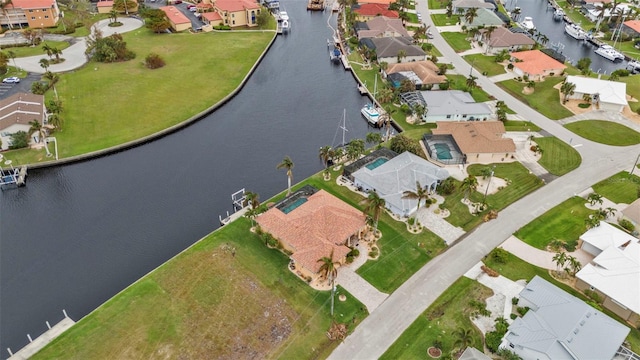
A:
[[594, 44, 625, 62], [564, 23, 587, 41]]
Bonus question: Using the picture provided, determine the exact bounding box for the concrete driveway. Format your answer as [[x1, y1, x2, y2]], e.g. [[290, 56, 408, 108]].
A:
[[13, 18, 144, 74]]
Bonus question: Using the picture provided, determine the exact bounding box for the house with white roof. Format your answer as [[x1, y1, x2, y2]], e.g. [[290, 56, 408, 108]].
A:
[[564, 75, 628, 112], [578, 221, 636, 257], [500, 276, 630, 360], [349, 151, 449, 217], [419, 90, 493, 122], [576, 240, 640, 325]]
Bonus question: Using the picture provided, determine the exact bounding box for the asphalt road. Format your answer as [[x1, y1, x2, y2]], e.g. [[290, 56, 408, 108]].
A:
[[327, 2, 640, 359], [0, 73, 41, 100]]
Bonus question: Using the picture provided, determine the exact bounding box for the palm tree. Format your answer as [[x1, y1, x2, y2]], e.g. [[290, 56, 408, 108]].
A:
[[464, 7, 478, 26], [244, 191, 260, 209], [317, 250, 340, 315], [51, 47, 62, 63], [565, 255, 582, 276], [42, 43, 53, 59], [396, 49, 407, 63], [402, 181, 431, 209], [446, 1, 453, 18], [43, 71, 60, 100], [452, 327, 474, 350], [595, 2, 612, 32], [365, 132, 383, 147], [277, 156, 294, 196], [377, 87, 394, 103], [319, 145, 334, 168], [39, 58, 50, 72], [47, 113, 63, 130], [560, 81, 576, 103], [587, 192, 603, 206], [1, 0, 14, 30], [361, 190, 386, 234], [604, 207, 617, 218], [540, 34, 549, 46], [346, 139, 365, 161], [460, 175, 478, 201], [552, 251, 567, 272], [466, 75, 477, 93], [109, 8, 118, 23], [7, 50, 17, 70]]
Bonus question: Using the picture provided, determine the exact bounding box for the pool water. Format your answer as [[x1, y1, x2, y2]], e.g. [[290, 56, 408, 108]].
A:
[[366, 157, 389, 170], [280, 197, 308, 214], [434, 144, 452, 160]]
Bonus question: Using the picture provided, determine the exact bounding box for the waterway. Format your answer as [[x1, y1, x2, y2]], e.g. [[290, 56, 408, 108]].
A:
[[0, 5, 383, 355], [511, 0, 632, 74]]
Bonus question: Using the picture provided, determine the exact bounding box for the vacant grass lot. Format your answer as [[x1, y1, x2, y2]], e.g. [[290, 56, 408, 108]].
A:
[[441, 32, 471, 52], [535, 137, 581, 175], [34, 218, 367, 359], [514, 196, 590, 250], [464, 54, 506, 77], [592, 171, 640, 204], [380, 277, 490, 359], [565, 120, 640, 146], [498, 77, 574, 120]]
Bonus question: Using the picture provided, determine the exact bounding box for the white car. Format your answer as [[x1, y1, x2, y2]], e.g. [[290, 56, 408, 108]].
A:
[[189, 7, 197, 12], [2, 76, 20, 84]]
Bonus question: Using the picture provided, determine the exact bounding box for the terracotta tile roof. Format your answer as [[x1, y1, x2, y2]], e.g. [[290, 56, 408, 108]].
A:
[[510, 49, 566, 75], [624, 19, 640, 33], [480, 26, 534, 47], [431, 121, 515, 153], [0, 93, 44, 132], [256, 190, 365, 274], [96, 1, 114, 7], [202, 11, 222, 21], [215, 0, 259, 12], [353, 3, 398, 18], [161, 6, 191, 25], [196, 2, 213, 8], [11, 0, 56, 9], [357, 0, 395, 5], [386, 60, 446, 85]]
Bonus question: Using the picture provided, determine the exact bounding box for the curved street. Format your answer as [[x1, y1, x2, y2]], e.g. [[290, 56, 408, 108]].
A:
[[328, 1, 640, 358]]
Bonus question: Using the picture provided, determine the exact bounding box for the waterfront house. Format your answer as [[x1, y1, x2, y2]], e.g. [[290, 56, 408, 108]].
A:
[[510, 49, 566, 81], [0, 0, 60, 28], [255, 188, 366, 281], [622, 19, 640, 37], [429, 121, 516, 164], [160, 6, 192, 32], [356, 16, 409, 39], [359, 36, 427, 64], [459, 8, 503, 28], [356, 0, 395, 5], [352, 3, 399, 22], [500, 276, 630, 360], [0, 93, 46, 151], [564, 75, 628, 112], [419, 90, 493, 122], [383, 60, 447, 89], [213, 0, 260, 27], [477, 27, 535, 55]]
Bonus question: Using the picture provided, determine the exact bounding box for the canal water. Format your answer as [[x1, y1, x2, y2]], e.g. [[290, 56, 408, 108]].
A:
[[512, 0, 632, 74], [0, 5, 383, 355]]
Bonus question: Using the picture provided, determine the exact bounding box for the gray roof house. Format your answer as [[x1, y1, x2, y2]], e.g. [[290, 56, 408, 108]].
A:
[[500, 276, 630, 360], [351, 151, 449, 217], [419, 90, 493, 122], [460, 8, 503, 28], [452, 0, 495, 12], [357, 16, 409, 39], [476, 26, 535, 54], [359, 36, 427, 64]]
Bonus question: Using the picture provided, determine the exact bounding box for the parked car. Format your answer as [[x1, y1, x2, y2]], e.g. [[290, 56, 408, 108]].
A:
[[2, 76, 20, 84], [187, 4, 196, 9], [189, 7, 197, 12], [426, 30, 434, 39]]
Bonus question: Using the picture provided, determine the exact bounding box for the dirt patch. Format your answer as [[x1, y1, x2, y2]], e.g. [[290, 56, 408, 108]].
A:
[[522, 86, 534, 95]]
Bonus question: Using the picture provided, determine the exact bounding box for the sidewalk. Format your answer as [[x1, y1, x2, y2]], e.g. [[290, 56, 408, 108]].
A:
[[558, 109, 640, 132], [499, 235, 594, 270]]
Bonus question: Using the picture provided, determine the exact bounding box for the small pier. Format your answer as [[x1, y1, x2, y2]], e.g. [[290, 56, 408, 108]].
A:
[[219, 188, 249, 226], [307, 0, 324, 11], [340, 55, 351, 69], [7, 310, 75, 360], [0, 157, 27, 190]]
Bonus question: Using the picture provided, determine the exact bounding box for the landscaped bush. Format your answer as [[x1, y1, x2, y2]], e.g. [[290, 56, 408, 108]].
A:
[[144, 53, 165, 69], [490, 248, 509, 264], [619, 218, 635, 232], [516, 306, 529, 316], [9, 131, 29, 149], [346, 248, 360, 263], [584, 289, 602, 303], [578, 103, 591, 108], [437, 177, 456, 195], [485, 331, 503, 353]]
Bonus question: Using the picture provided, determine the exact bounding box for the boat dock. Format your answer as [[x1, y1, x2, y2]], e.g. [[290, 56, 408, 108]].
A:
[[0, 159, 27, 189], [307, 0, 324, 10], [7, 311, 75, 360]]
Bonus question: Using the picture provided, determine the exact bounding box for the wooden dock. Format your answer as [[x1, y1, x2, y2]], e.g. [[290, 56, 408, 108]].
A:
[[340, 55, 350, 69]]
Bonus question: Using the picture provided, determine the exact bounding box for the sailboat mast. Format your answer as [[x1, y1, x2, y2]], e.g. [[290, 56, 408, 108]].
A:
[[340, 109, 348, 146]]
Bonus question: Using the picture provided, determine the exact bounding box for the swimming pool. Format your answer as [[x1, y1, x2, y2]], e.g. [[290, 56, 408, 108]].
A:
[[280, 197, 308, 214], [434, 143, 453, 160], [366, 157, 389, 170]]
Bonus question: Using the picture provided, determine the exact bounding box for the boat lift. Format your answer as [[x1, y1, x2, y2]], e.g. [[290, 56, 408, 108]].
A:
[[0, 156, 27, 190], [219, 188, 247, 226]]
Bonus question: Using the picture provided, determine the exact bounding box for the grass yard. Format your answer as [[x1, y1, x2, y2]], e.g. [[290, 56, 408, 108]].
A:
[[484, 251, 640, 353], [592, 171, 640, 204], [428, 0, 448, 9], [616, 75, 640, 113], [464, 54, 506, 77], [440, 31, 471, 52], [6, 41, 71, 58], [446, 74, 493, 102], [380, 277, 490, 359], [535, 137, 581, 176], [34, 218, 368, 359], [498, 77, 574, 120], [514, 196, 590, 250], [565, 120, 640, 146], [503, 120, 541, 132], [431, 14, 460, 26]]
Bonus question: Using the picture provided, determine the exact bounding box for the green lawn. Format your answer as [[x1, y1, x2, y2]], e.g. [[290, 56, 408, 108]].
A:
[[2, 30, 274, 163], [440, 32, 471, 52], [615, 75, 640, 113], [34, 217, 367, 359], [498, 77, 574, 120], [503, 120, 541, 132], [484, 251, 640, 353], [446, 74, 493, 102], [592, 171, 640, 204], [464, 54, 506, 77], [381, 277, 490, 359], [535, 137, 581, 176], [431, 14, 460, 26], [5, 41, 71, 58], [428, 0, 448, 9], [565, 120, 640, 146], [514, 196, 590, 250]]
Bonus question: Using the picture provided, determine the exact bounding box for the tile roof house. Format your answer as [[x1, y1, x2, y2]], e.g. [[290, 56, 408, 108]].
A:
[[431, 121, 516, 164], [419, 90, 493, 122], [565, 75, 628, 113], [460, 8, 503, 28], [510, 49, 566, 81], [0, 0, 61, 28], [500, 276, 630, 360], [352, 3, 399, 21], [350, 151, 449, 217], [360, 36, 427, 64], [384, 60, 447, 89], [0, 93, 46, 151], [202, 11, 223, 27], [356, 16, 409, 39], [96, 1, 114, 14], [622, 198, 640, 225], [622, 19, 640, 37], [356, 0, 395, 5], [255, 189, 366, 279], [477, 27, 535, 55], [579, 221, 636, 257], [213, 0, 260, 27], [160, 6, 192, 31], [576, 239, 640, 325]]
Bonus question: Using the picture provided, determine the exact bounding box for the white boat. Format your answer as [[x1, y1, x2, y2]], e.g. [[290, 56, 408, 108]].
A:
[[594, 45, 625, 62], [627, 60, 640, 74], [279, 11, 289, 21], [361, 103, 381, 127], [519, 16, 535, 31], [281, 19, 290, 31], [564, 23, 587, 40], [553, 8, 564, 20]]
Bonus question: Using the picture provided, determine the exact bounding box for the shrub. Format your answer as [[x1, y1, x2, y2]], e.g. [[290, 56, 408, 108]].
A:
[[584, 289, 602, 303], [516, 306, 529, 316], [437, 177, 456, 195], [511, 297, 519, 305], [145, 53, 165, 69], [408, 217, 415, 225], [510, 313, 517, 320], [485, 331, 503, 353], [490, 248, 509, 264], [611, 69, 630, 78], [368, 247, 379, 258], [619, 218, 635, 232], [578, 103, 591, 108], [8, 131, 29, 149], [346, 248, 360, 263], [586, 300, 603, 311]]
